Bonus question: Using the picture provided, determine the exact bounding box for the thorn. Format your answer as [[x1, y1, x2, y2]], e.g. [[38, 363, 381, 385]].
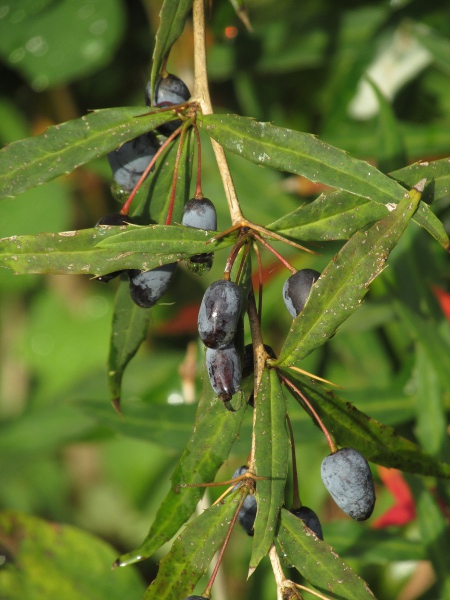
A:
[[247, 566, 256, 579], [111, 398, 123, 417]]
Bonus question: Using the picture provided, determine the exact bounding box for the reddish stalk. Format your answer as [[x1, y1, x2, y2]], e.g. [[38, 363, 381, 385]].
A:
[[119, 125, 183, 216], [286, 413, 301, 510], [280, 373, 337, 453], [235, 241, 252, 286], [252, 231, 297, 274], [253, 241, 263, 324], [165, 122, 191, 225], [193, 123, 203, 199], [203, 495, 245, 598], [223, 232, 251, 279]]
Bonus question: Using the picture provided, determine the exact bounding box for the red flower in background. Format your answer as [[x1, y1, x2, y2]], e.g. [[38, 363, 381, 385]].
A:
[[372, 467, 416, 528], [433, 286, 450, 321]]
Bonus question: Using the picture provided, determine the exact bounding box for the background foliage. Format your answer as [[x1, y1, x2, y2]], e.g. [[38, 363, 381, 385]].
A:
[[0, 0, 450, 599]]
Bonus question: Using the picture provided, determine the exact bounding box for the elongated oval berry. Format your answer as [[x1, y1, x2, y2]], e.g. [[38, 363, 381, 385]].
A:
[[182, 197, 217, 275], [128, 263, 177, 308], [291, 506, 323, 540], [283, 268, 320, 318], [184, 596, 208, 600], [321, 448, 375, 521], [146, 74, 191, 135], [206, 344, 241, 401], [107, 132, 159, 192], [198, 280, 242, 348], [232, 466, 257, 536]]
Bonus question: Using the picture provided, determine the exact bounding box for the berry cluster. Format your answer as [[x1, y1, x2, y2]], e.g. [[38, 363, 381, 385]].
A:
[[96, 69, 377, 599]]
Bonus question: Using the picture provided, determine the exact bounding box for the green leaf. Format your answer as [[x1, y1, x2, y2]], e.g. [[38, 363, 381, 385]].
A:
[[0, 510, 145, 600], [115, 369, 247, 566], [281, 370, 450, 478], [414, 344, 450, 459], [107, 278, 152, 411], [367, 77, 407, 173], [0, 107, 177, 199], [143, 493, 238, 600], [277, 187, 421, 366], [412, 22, 450, 77], [390, 157, 450, 205], [0, 225, 236, 276], [407, 476, 450, 598], [250, 369, 289, 573], [77, 400, 197, 452], [0, 0, 125, 90], [198, 113, 449, 249], [150, 0, 194, 99], [394, 300, 450, 398], [277, 509, 375, 599], [267, 190, 388, 242]]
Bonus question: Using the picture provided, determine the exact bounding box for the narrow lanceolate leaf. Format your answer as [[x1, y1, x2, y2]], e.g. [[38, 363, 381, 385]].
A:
[[281, 370, 450, 478], [394, 300, 450, 398], [144, 493, 239, 600], [198, 113, 449, 249], [115, 369, 247, 567], [107, 278, 152, 412], [150, 0, 194, 99], [390, 157, 450, 205], [367, 77, 407, 173], [250, 369, 289, 574], [267, 190, 388, 242], [407, 476, 450, 599], [0, 107, 176, 199], [277, 185, 422, 367], [0, 225, 236, 276], [277, 510, 375, 600]]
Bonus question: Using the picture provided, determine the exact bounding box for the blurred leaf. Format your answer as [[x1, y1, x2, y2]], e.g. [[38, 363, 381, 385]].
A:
[[198, 113, 448, 248], [0, 107, 178, 199], [267, 191, 388, 242], [107, 278, 152, 411], [277, 509, 376, 599], [367, 77, 407, 173], [394, 300, 450, 397], [150, 0, 194, 99], [116, 371, 247, 566], [78, 400, 197, 452], [0, 510, 145, 599], [251, 369, 289, 573], [412, 22, 450, 77], [278, 188, 421, 366], [143, 492, 238, 600], [0, 0, 125, 90], [0, 224, 235, 276], [407, 476, 450, 599], [414, 344, 450, 460], [324, 521, 426, 564], [282, 370, 450, 478], [390, 157, 450, 205]]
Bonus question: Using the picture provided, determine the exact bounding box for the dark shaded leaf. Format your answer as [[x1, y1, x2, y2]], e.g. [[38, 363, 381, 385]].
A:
[[277, 509, 375, 599], [277, 186, 421, 366], [250, 369, 289, 573]]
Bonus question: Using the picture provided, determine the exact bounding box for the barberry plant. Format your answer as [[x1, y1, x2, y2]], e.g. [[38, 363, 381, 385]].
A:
[[1, 1, 450, 599]]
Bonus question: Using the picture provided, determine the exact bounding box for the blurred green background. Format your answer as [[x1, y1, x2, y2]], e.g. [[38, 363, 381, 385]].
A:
[[0, 0, 450, 599]]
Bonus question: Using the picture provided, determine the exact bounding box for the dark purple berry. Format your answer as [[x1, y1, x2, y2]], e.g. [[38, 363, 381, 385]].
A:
[[146, 74, 191, 135], [232, 466, 257, 536], [128, 263, 177, 308], [107, 132, 159, 192], [182, 197, 217, 275], [321, 448, 375, 521], [198, 280, 242, 349], [184, 597, 208, 600], [283, 268, 320, 318], [291, 506, 323, 540], [206, 343, 241, 401]]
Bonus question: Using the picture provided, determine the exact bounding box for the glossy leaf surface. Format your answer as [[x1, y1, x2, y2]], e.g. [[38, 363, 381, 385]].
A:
[[250, 369, 289, 573], [277, 187, 421, 366], [277, 509, 375, 599]]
